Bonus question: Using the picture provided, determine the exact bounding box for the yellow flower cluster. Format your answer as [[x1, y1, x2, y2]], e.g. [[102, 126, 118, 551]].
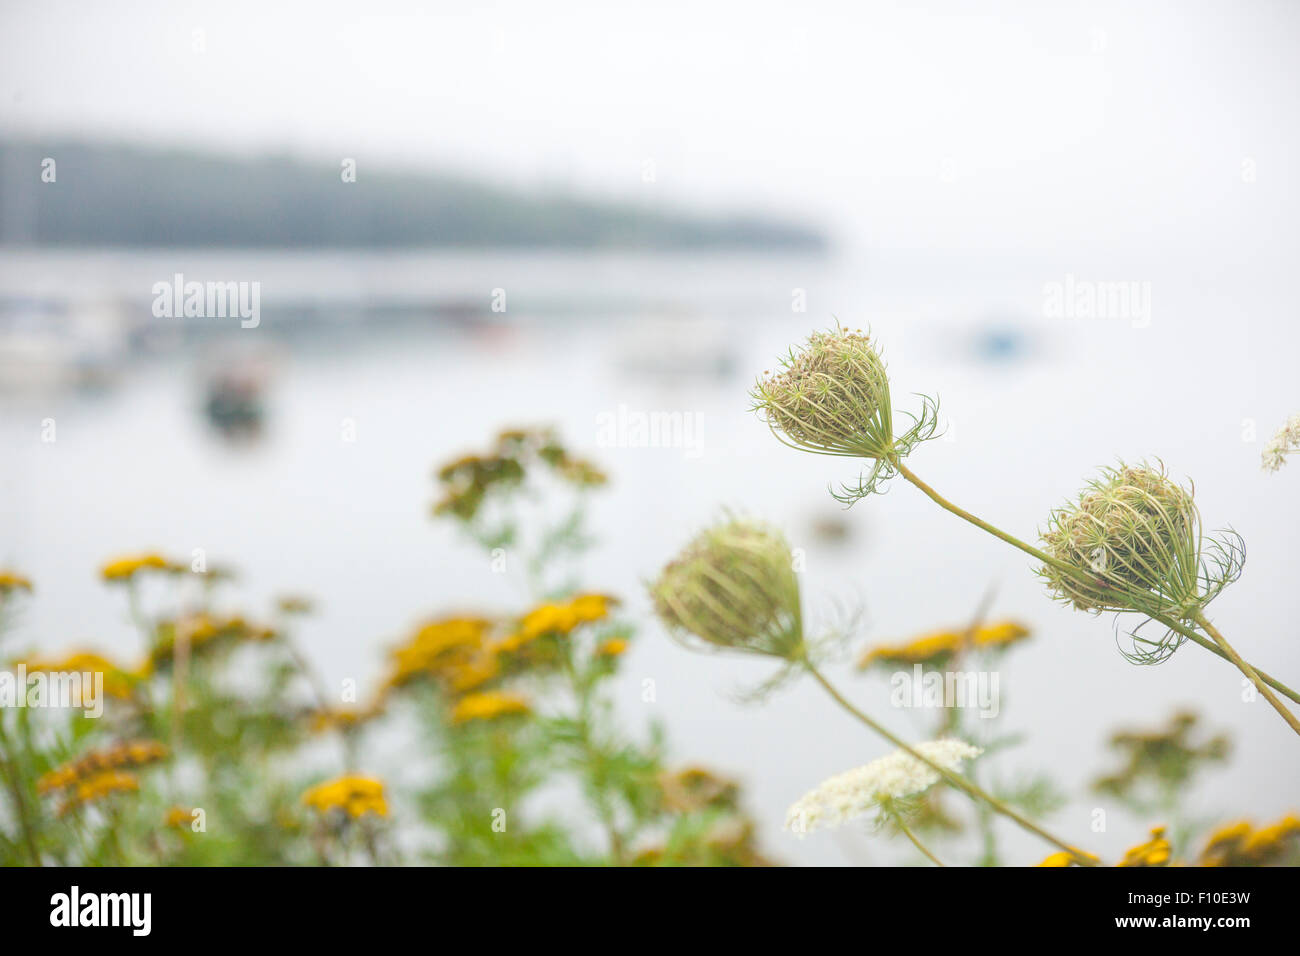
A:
[[1199, 814, 1300, 866], [301, 775, 388, 818], [433, 428, 606, 522], [451, 691, 530, 724], [383, 595, 620, 723], [100, 553, 182, 582], [58, 771, 140, 814], [1035, 848, 1101, 867], [38, 739, 168, 794], [386, 616, 497, 691], [0, 570, 33, 595], [309, 707, 379, 734], [163, 806, 197, 829], [145, 612, 277, 670], [19, 651, 136, 700], [1117, 826, 1173, 867], [857, 620, 1031, 670], [659, 766, 740, 814]]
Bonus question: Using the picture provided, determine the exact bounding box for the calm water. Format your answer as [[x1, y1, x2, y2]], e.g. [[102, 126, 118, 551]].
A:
[[2, 248, 1297, 865]]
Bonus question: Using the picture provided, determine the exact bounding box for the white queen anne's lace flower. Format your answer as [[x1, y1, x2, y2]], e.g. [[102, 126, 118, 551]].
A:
[[1262, 413, 1300, 473], [785, 739, 981, 836]]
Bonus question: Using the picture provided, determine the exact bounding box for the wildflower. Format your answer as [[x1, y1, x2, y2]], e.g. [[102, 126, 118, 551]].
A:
[[38, 739, 168, 794], [650, 518, 804, 661], [1036, 850, 1095, 867], [450, 690, 530, 724], [569, 593, 616, 624], [856, 620, 1031, 670], [432, 428, 606, 522], [276, 595, 315, 615], [857, 630, 962, 669], [660, 767, 739, 813], [0, 570, 32, 596], [1117, 826, 1173, 867], [100, 553, 179, 582], [1199, 814, 1300, 866], [309, 707, 368, 733], [1261, 412, 1300, 472], [972, 620, 1031, 650], [1092, 710, 1230, 801], [146, 612, 275, 669], [518, 602, 579, 639], [750, 326, 938, 501], [594, 638, 628, 660], [164, 806, 196, 829], [386, 616, 496, 689], [784, 740, 982, 836], [19, 651, 136, 699], [1039, 463, 1241, 639], [301, 775, 388, 818], [59, 770, 140, 814]]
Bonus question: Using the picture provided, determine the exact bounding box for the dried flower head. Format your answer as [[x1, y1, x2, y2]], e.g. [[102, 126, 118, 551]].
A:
[[1039, 462, 1242, 660], [750, 326, 939, 502], [650, 518, 803, 661], [1262, 412, 1300, 473], [784, 740, 982, 836]]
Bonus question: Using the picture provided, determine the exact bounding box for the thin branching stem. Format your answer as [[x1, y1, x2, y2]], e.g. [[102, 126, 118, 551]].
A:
[[895, 814, 945, 866], [804, 662, 1096, 865], [1192, 613, 1300, 736], [893, 460, 1300, 716]]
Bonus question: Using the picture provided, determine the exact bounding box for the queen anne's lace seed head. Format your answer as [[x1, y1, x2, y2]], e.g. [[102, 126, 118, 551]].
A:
[[650, 518, 804, 661], [784, 740, 981, 836], [750, 326, 940, 503], [1038, 462, 1243, 660], [1262, 413, 1300, 473]]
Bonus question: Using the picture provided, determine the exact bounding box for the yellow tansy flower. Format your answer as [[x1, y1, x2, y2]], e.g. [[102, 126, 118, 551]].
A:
[[301, 775, 388, 818], [450, 691, 530, 724], [20, 651, 136, 700], [0, 570, 33, 595], [1118, 826, 1172, 867], [595, 638, 628, 659], [100, 553, 177, 582], [519, 602, 579, 639]]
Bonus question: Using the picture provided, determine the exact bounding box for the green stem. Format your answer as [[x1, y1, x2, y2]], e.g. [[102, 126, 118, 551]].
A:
[[1192, 612, 1300, 736], [894, 461, 1300, 709], [805, 663, 1095, 865], [894, 813, 945, 866], [0, 719, 41, 866]]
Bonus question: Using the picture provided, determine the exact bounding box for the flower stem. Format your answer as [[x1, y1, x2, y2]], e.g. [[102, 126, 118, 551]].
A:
[[0, 718, 41, 866], [893, 461, 1300, 710], [895, 814, 945, 866], [1192, 612, 1300, 736], [804, 663, 1095, 864]]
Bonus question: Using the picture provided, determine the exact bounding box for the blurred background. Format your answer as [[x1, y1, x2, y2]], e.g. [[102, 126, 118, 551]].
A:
[[1, 0, 1298, 864]]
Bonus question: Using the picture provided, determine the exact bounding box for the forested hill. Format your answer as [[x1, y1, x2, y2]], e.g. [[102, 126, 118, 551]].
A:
[[0, 141, 825, 250]]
